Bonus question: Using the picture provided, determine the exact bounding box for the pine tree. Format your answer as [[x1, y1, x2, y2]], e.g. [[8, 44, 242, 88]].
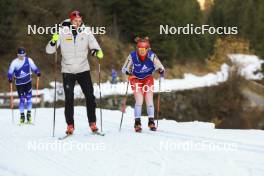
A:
[[0, 0, 17, 54], [209, 0, 264, 58], [97, 0, 214, 64]]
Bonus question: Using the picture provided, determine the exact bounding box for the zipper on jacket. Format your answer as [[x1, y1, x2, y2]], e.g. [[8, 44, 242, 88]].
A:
[[72, 28, 77, 57]]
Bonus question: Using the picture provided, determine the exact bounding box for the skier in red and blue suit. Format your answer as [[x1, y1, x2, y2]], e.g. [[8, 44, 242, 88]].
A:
[[122, 37, 165, 132]]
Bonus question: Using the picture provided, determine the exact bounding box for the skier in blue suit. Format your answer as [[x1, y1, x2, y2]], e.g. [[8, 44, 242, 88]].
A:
[[7, 47, 41, 124]]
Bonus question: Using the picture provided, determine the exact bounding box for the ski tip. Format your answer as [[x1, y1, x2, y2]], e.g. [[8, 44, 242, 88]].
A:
[[58, 134, 72, 140]]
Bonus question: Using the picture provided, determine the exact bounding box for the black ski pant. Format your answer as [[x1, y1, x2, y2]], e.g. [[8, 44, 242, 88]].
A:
[[62, 71, 96, 126]]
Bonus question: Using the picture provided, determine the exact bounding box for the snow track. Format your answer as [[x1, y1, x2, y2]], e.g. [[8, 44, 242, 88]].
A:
[[1, 107, 264, 176]]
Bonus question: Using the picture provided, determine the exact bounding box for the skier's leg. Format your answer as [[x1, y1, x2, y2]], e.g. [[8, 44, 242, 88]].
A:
[[26, 83, 33, 122], [145, 91, 154, 118], [130, 77, 144, 132], [134, 91, 144, 119], [16, 85, 25, 122], [133, 84, 144, 131], [145, 91, 156, 130], [133, 91, 143, 132], [19, 96, 25, 123], [76, 71, 96, 123], [130, 77, 144, 119], [18, 96, 25, 114], [144, 76, 156, 130], [63, 73, 76, 126], [26, 94, 32, 111], [144, 75, 155, 118]]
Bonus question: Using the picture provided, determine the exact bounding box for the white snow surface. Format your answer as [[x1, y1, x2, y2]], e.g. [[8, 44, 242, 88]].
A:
[[1, 107, 264, 176]]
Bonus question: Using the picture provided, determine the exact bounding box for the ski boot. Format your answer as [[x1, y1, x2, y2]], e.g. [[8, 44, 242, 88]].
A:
[[148, 118, 157, 131], [20, 113, 25, 124], [65, 124, 74, 135], [89, 122, 99, 133], [26, 111, 32, 124], [134, 119, 142, 133]]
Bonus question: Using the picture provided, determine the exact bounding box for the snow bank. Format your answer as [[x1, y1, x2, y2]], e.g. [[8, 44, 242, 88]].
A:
[[1, 54, 263, 104], [228, 54, 264, 80], [32, 63, 230, 103]]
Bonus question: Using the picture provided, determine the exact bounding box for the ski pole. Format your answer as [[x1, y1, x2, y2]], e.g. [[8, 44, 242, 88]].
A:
[[9, 83, 14, 124], [98, 59, 103, 132], [156, 75, 162, 128], [52, 43, 58, 137], [33, 76, 40, 124], [119, 79, 129, 132]]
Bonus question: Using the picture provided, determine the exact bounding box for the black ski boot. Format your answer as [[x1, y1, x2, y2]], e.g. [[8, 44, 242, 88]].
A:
[[148, 118, 157, 131], [134, 118, 142, 133], [20, 113, 25, 124], [27, 111, 32, 124]]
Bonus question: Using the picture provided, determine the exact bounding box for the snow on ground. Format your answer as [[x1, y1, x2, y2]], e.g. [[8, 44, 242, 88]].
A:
[[1, 107, 264, 176]]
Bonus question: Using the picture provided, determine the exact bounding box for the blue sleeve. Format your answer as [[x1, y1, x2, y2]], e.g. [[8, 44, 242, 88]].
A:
[[29, 58, 40, 75]]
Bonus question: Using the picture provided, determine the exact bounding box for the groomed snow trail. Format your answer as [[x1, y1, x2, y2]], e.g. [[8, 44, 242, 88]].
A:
[[1, 107, 264, 176]]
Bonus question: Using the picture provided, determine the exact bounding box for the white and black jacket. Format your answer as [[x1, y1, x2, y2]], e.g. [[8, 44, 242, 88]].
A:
[[46, 19, 101, 74]]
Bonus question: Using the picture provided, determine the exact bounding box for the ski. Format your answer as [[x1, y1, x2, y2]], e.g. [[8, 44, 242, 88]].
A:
[[133, 127, 157, 133], [58, 134, 73, 140], [58, 132, 105, 139], [18, 123, 35, 126], [92, 132, 105, 136]]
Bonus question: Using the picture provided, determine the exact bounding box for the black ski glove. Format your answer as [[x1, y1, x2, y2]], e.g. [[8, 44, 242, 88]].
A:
[[158, 68, 165, 77], [90, 49, 99, 56]]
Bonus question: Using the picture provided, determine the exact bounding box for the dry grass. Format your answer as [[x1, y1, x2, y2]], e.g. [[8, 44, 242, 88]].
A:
[[206, 37, 254, 72], [166, 60, 211, 79]]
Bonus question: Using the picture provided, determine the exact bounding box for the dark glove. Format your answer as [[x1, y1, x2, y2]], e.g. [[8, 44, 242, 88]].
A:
[[8, 75, 13, 83], [37, 73, 41, 77], [125, 71, 132, 76], [90, 49, 99, 56], [158, 68, 165, 77]]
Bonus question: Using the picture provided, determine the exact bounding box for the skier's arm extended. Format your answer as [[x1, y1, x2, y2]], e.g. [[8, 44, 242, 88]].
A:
[[122, 55, 133, 75], [7, 61, 15, 83], [28, 58, 41, 76], [88, 29, 101, 51], [88, 29, 103, 59], [46, 33, 61, 54], [152, 54, 165, 75]]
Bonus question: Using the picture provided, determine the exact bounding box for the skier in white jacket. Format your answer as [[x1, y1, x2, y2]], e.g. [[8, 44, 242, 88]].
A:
[[46, 10, 103, 134]]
